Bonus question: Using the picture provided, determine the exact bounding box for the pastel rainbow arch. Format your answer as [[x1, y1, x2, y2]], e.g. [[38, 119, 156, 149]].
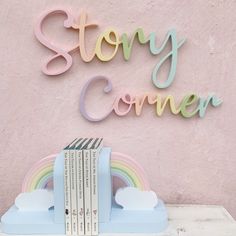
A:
[[110, 152, 150, 190], [21, 152, 150, 192], [21, 154, 56, 193]]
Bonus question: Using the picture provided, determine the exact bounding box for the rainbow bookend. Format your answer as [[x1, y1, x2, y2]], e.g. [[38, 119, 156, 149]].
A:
[[1, 147, 168, 234]]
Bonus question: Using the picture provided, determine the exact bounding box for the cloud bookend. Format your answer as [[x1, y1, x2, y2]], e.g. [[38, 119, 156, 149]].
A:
[[1, 148, 168, 234]]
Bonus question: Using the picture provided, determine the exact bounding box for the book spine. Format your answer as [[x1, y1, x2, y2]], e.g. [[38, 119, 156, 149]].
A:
[[64, 149, 72, 235], [76, 149, 85, 235], [70, 149, 78, 235], [91, 149, 99, 235], [83, 149, 92, 235]]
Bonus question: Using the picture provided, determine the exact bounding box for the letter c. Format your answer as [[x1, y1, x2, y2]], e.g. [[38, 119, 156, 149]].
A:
[[79, 76, 113, 122]]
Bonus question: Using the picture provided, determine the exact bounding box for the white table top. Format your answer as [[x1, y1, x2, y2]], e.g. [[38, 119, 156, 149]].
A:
[[1, 204, 236, 236]]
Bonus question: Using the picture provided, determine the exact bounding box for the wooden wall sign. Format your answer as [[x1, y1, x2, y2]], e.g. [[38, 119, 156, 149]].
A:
[[35, 9, 222, 122]]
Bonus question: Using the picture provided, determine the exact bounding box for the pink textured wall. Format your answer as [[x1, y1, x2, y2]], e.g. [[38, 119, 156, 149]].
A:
[[0, 0, 236, 218]]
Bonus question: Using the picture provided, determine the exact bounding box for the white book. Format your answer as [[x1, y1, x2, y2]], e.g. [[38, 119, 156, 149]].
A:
[[90, 138, 103, 235], [75, 138, 88, 236], [70, 139, 83, 235], [64, 139, 78, 235], [82, 138, 94, 236]]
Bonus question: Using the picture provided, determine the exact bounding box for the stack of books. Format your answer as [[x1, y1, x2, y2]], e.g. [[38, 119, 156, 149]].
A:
[[63, 138, 103, 236]]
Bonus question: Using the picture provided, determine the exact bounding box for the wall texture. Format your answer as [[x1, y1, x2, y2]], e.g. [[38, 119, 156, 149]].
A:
[[0, 0, 236, 218]]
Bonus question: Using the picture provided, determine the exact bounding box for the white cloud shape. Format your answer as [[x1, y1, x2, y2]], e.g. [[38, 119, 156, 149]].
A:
[[115, 187, 158, 210], [15, 189, 54, 212]]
